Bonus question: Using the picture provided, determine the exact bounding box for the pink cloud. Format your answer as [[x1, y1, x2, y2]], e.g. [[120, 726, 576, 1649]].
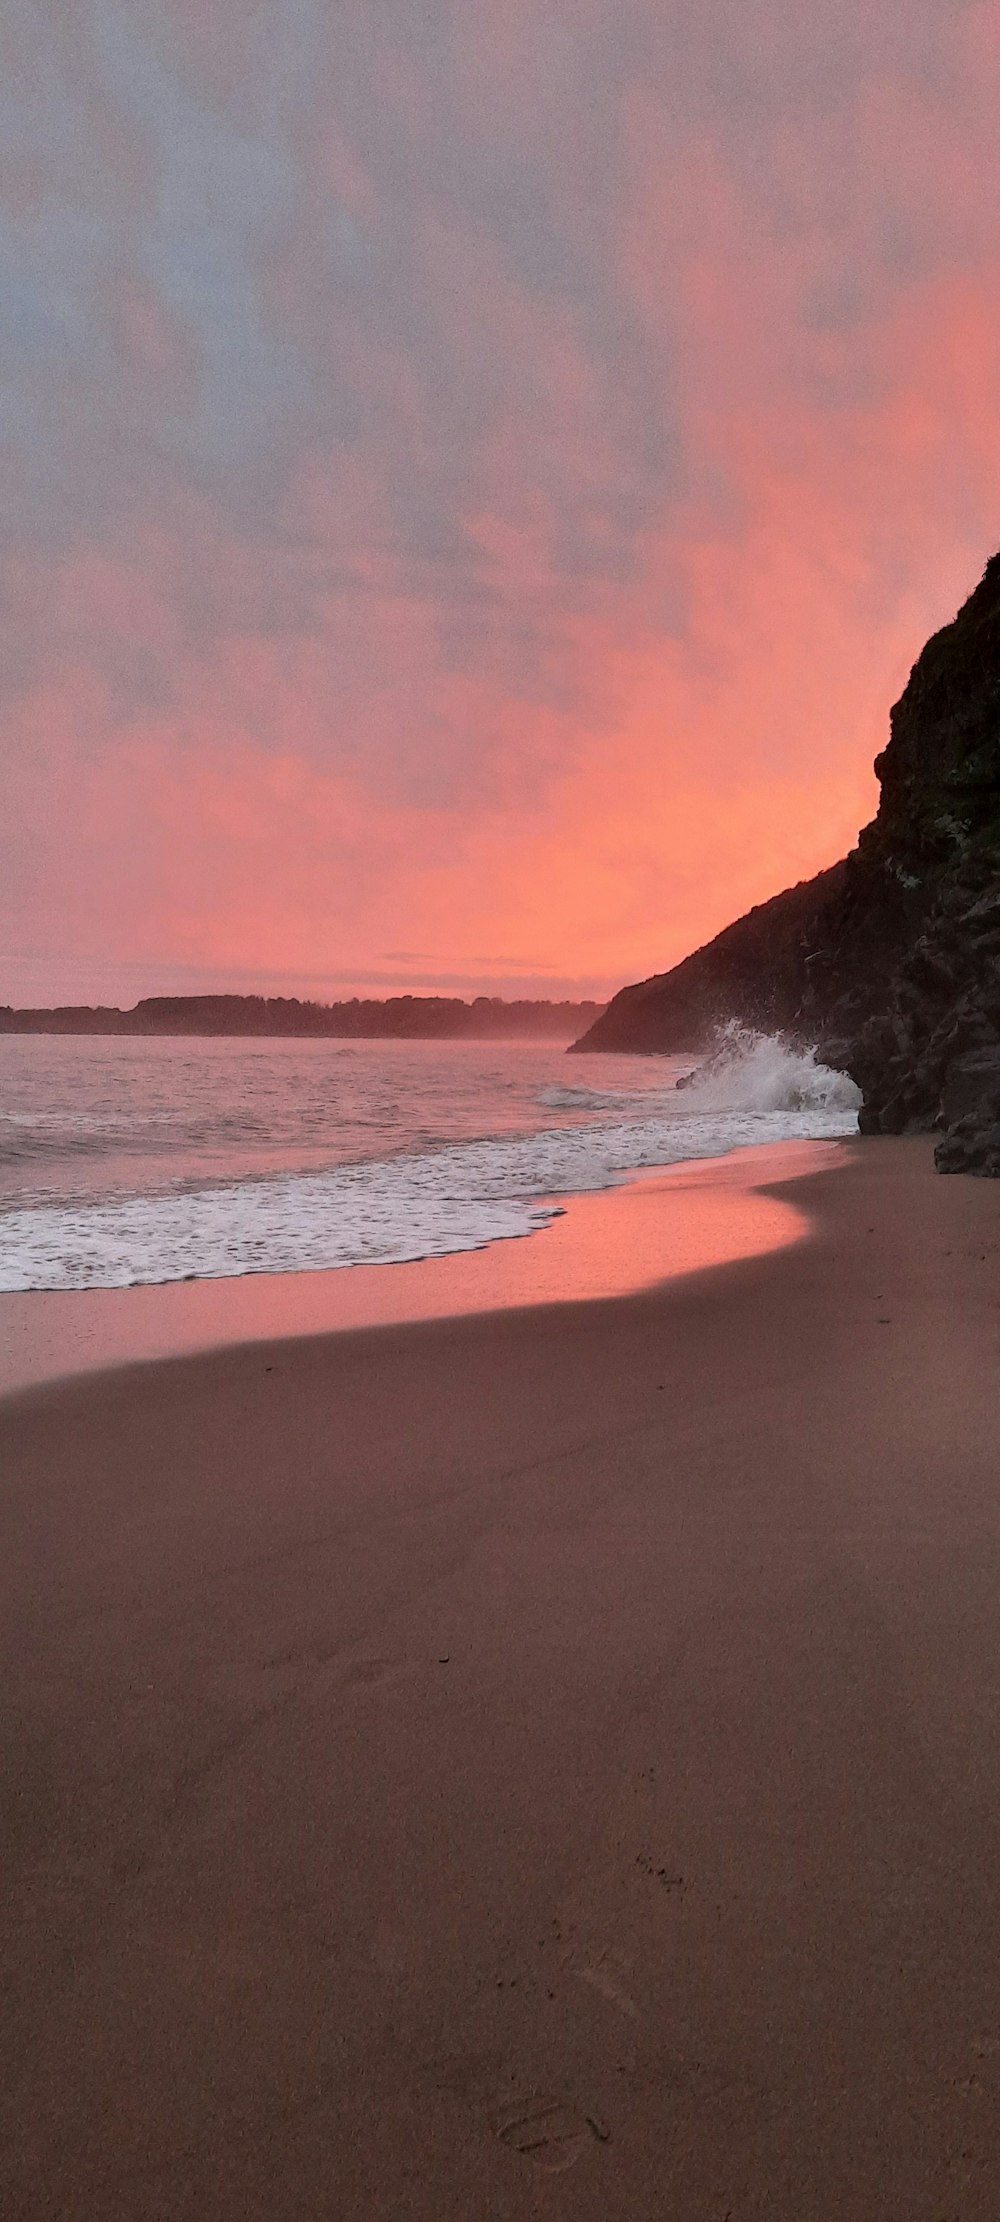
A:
[[5, 4, 1000, 1005]]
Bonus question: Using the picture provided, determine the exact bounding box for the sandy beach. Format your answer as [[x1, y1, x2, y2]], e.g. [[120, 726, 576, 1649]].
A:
[[0, 1139, 832, 1398], [5, 1134, 1000, 2218]]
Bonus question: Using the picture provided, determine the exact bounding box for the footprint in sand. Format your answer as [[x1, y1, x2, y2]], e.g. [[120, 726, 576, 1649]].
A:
[[493, 2095, 609, 2173]]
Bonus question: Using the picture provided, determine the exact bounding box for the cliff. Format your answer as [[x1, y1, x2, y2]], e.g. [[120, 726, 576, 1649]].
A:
[[807, 555, 1000, 1169], [570, 864, 847, 1053], [573, 553, 1000, 1173]]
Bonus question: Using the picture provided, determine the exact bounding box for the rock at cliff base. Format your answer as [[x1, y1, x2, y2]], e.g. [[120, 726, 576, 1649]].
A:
[[935, 1117, 1000, 1177], [939, 1048, 1000, 1128]]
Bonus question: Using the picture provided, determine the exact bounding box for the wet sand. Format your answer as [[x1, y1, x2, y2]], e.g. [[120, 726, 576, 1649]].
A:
[[0, 1138, 833, 1397], [4, 1135, 1000, 2217]]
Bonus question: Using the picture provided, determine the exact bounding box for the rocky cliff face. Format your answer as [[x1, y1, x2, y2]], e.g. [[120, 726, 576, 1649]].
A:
[[809, 554, 1000, 1169], [573, 554, 1000, 1172], [570, 864, 847, 1053]]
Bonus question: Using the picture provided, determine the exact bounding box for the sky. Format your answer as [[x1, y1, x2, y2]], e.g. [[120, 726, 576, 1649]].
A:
[[4, 1, 1000, 1007]]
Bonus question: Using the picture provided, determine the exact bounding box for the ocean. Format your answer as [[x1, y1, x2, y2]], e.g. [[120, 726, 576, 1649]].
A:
[[0, 1028, 861, 1293]]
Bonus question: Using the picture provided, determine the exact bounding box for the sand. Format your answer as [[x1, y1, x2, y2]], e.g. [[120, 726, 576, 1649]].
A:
[[0, 1138, 837, 1397], [4, 1134, 1000, 2218]]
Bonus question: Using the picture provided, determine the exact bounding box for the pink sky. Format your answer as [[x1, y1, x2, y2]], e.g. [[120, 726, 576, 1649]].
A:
[[4, 2, 1000, 1004]]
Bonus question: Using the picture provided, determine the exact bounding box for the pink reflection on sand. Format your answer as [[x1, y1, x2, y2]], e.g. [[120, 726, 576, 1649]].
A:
[[0, 1140, 845, 1397]]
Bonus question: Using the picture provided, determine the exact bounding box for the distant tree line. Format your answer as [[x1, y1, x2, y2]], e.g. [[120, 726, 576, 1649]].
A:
[[0, 993, 605, 1040]]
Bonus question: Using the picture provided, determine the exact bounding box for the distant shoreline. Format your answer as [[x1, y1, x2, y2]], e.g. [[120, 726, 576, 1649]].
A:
[[0, 992, 606, 1042]]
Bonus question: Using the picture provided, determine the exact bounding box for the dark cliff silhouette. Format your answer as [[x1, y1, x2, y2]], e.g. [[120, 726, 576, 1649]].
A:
[[569, 865, 847, 1054], [572, 553, 1000, 1172]]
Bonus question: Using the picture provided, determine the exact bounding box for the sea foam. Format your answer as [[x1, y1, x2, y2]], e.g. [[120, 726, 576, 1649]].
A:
[[676, 1024, 861, 1113], [0, 1031, 859, 1291]]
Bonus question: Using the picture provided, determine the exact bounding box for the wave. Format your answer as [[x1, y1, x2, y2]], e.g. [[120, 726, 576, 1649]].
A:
[[0, 1083, 859, 1291], [537, 1082, 633, 1111], [675, 1025, 860, 1114]]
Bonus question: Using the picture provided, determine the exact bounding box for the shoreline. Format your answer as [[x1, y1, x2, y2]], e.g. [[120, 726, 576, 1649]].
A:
[[5, 1134, 1000, 2216], [0, 1136, 842, 1400]]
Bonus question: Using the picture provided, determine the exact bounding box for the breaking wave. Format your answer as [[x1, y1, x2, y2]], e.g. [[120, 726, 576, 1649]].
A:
[[677, 1024, 860, 1114], [0, 1030, 859, 1291]]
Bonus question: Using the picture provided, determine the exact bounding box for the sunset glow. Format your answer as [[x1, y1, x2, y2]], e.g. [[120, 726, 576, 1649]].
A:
[[5, 2, 1000, 1004]]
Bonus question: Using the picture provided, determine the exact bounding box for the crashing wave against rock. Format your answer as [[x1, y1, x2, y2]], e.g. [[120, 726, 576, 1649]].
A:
[[676, 1024, 859, 1115]]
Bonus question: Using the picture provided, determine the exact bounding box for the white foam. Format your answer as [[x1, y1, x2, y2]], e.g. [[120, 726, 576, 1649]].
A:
[[677, 1024, 860, 1114], [0, 1088, 859, 1295]]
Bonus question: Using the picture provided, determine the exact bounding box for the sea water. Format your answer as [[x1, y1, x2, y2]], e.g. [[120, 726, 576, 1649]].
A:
[[0, 1027, 860, 1292]]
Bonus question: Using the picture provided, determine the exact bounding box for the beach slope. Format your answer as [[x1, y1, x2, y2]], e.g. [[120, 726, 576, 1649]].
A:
[[4, 1137, 1000, 2218]]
